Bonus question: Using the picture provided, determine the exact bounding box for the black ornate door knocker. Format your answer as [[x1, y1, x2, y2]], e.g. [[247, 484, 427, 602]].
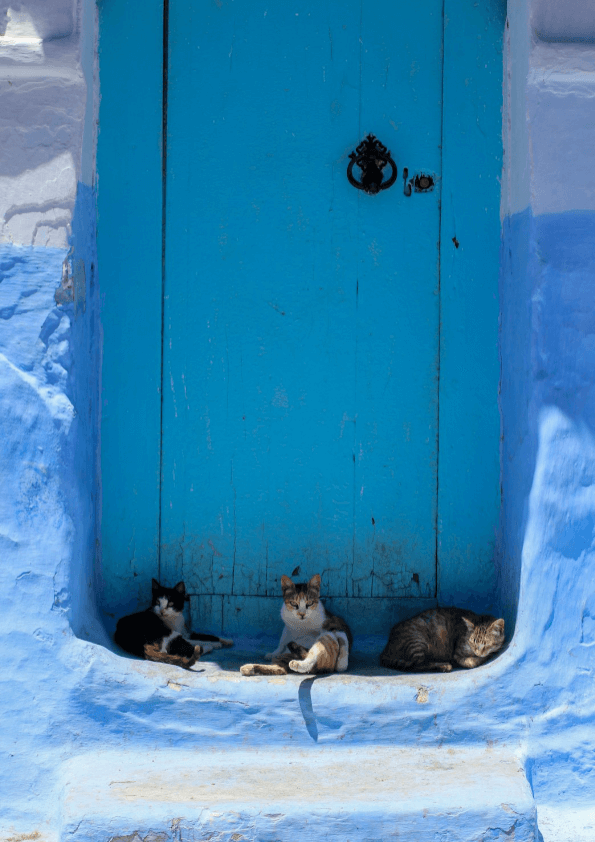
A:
[[347, 134, 398, 195]]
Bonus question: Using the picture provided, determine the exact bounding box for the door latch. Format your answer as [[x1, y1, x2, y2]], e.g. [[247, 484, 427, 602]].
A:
[[403, 168, 435, 196]]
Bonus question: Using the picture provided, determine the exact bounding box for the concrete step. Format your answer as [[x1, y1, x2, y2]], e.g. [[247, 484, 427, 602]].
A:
[[59, 746, 538, 842]]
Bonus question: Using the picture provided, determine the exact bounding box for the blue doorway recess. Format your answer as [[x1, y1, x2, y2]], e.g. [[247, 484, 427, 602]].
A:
[[97, 0, 505, 636]]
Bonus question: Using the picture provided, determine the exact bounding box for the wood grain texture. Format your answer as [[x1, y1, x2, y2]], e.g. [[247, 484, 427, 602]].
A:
[[98, 0, 503, 633], [97, 0, 164, 613], [161, 0, 442, 607], [438, 0, 505, 607]]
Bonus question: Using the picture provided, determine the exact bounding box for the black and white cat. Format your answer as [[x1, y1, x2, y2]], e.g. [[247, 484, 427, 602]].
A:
[[114, 579, 233, 669]]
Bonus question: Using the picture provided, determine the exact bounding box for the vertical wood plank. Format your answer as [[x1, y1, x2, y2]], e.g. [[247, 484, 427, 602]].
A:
[[162, 0, 441, 614], [162, 1, 361, 600], [97, 0, 164, 612], [438, 0, 505, 607], [353, 1, 442, 600]]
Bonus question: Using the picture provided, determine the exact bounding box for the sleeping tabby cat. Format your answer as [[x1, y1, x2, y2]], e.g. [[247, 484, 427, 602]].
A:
[[115, 579, 233, 669], [380, 606, 505, 672], [241, 573, 352, 676]]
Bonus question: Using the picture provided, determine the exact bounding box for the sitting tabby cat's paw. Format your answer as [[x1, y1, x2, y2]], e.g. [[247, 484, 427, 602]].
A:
[[336, 655, 349, 672], [288, 659, 311, 673]]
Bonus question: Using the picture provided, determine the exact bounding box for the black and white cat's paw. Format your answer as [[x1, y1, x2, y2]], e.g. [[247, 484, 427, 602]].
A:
[[219, 637, 234, 648]]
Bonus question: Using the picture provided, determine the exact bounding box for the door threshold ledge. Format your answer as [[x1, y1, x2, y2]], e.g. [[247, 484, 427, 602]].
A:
[[59, 746, 538, 842]]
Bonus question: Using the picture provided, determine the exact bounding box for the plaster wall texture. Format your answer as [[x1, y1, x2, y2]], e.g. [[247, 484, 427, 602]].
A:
[[0, 0, 594, 840]]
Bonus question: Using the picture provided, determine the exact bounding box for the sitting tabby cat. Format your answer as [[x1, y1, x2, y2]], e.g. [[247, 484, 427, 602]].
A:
[[115, 579, 233, 669], [380, 607, 505, 672], [241, 573, 352, 676]]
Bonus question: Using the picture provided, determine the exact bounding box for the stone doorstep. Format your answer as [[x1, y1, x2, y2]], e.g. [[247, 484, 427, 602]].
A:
[[59, 746, 538, 842], [536, 804, 595, 842]]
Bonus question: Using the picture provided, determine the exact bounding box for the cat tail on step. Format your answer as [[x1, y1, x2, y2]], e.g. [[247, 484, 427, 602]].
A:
[[144, 642, 202, 670], [240, 647, 306, 676], [240, 663, 289, 676]]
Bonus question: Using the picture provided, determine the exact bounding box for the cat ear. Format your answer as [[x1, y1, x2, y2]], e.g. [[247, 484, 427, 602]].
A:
[[281, 575, 294, 592], [174, 581, 186, 594], [151, 578, 160, 590], [308, 573, 321, 591], [490, 618, 505, 634], [461, 616, 475, 631]]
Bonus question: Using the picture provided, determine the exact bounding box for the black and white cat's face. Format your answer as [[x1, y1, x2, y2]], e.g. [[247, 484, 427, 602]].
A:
[[151, 579, 186, 628], [462, 615, 505, 658], [280, 573, 324, 628]]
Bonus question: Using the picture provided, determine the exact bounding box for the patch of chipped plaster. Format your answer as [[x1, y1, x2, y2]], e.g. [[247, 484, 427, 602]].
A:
[[0, 152, 75, 246]]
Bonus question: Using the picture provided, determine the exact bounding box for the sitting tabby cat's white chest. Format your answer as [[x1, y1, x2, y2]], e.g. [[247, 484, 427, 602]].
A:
[[281, 602, 326, 650]]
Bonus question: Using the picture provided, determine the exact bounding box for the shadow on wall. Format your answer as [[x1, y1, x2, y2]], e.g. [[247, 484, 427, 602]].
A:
[[65, 182, 109, 646], [500, 207, 595, 637], [498, 208, 535, 634]]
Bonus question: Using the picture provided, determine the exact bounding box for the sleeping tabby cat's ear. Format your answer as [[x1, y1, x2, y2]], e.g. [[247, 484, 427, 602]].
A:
[[461, 616, 475, 631], [490, 619, 505, 634], [281, 575, 294, 593]]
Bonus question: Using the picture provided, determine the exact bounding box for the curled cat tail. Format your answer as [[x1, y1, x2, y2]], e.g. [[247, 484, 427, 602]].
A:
[[241, 642, 311, 676], [143, 642, 202, 670], [240, 663, 288, 676]]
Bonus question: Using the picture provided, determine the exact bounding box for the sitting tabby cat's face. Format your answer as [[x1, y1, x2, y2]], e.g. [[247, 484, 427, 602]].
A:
[[462, 615, 505, 658], [280, 573, 324, 627], [151, 578, 186, 625]]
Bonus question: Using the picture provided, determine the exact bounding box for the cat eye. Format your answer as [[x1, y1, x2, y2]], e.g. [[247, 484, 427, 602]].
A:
[[306, 602, 314, 608], [290, 602, 299, 608]]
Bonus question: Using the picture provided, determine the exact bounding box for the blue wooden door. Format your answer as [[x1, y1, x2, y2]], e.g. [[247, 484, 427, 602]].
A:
[[98, 0, 504, 635], [161, 0, 441, 623]]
